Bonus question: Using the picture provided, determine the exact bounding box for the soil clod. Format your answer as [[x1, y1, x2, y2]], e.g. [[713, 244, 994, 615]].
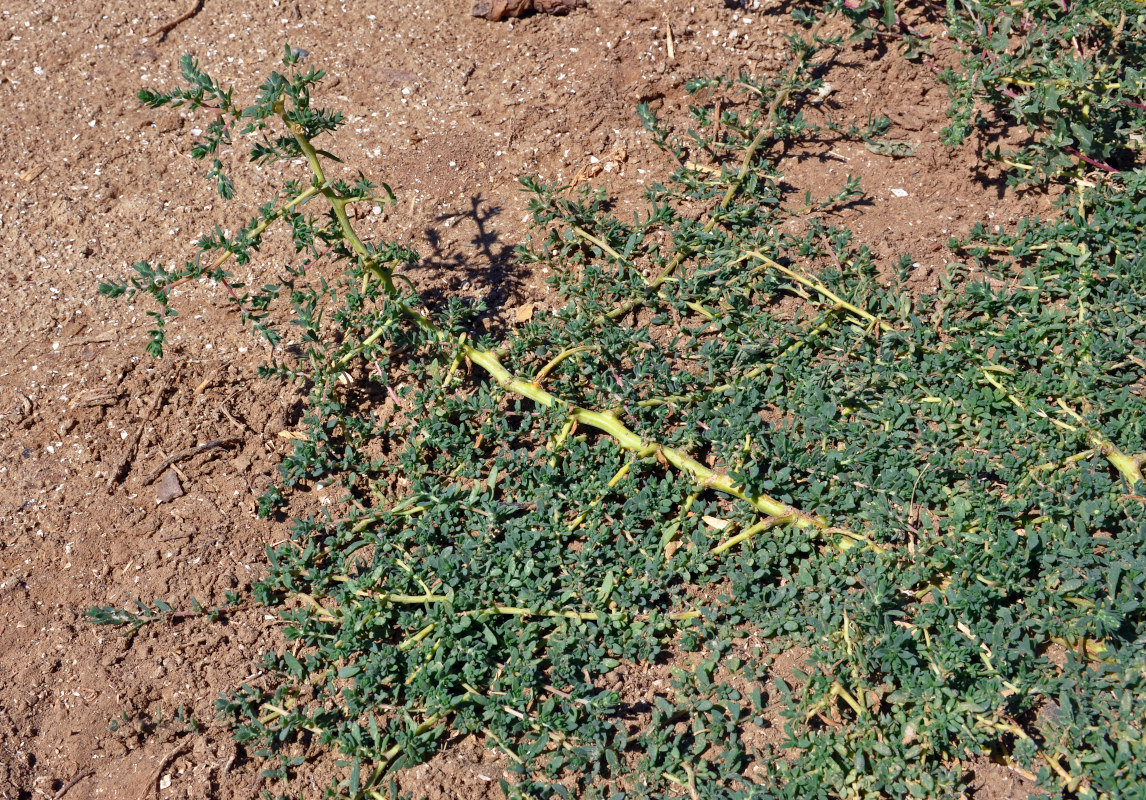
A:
[[472, 0, 586, 21]]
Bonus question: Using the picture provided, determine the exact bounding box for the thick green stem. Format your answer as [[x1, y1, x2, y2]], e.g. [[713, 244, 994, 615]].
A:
[[573, 227, 625, 262], [711, 516, 778, 555], [1091, 433, 1144, 487], [359, 711, 446, 789], [316, 583, 704, 626], [289, 111, 869, 552], [994, 385, 1143, 489], [465, 342, 867, 543]]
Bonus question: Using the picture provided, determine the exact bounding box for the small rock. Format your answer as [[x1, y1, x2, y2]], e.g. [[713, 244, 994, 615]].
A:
[[472, 0, 529, 18], [156, 470, 183, 504]]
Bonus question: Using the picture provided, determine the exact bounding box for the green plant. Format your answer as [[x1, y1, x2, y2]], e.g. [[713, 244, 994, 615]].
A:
[[92, 7, 1146, 800], [938, 0, 1145, 184], [85, 595, 232, 635]]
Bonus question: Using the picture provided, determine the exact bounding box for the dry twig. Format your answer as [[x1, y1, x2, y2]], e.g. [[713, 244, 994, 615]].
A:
[[106, 377, 172, 491], [141, 436, 243, 485], [194, 370, 217, 394], [150, 0, 206, 42], [71, 390, 120, 409], [219, 401, 254, 435], [60, 331, 116, 348], [142, 739, 191, 800], [53, 770, 93, 800]]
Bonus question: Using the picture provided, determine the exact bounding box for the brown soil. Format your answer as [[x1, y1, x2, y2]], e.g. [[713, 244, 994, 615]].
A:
[[0, 1, 1047, 798]]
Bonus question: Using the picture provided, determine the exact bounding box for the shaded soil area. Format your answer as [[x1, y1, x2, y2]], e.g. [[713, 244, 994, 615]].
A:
[[0, 0, 1047, 797]]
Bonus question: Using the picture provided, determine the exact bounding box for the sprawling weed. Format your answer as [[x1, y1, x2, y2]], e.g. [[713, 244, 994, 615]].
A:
[[94, 3, 1145, 798]]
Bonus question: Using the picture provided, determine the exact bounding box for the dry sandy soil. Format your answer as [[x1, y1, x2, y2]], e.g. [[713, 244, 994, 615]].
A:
[[0, 0, 1053, 797]]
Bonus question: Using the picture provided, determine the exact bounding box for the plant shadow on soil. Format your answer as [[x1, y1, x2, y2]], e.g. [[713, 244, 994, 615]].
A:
[[418, 193, 527, 335]]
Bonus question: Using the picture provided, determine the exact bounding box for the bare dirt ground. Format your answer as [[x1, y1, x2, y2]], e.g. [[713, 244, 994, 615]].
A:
[[0, 1, 1050, 797]]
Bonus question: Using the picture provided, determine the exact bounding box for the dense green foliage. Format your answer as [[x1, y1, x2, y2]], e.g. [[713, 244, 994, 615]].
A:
[[939, 0, 1145, 183], [93, 3, 1146, 799]]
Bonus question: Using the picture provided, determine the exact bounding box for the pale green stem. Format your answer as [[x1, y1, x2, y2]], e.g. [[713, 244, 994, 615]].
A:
[[600, 89, 794, 324], [600, 20, 832, 326], [990, 381, 1143, 488], [533, 345, 596, 386], [743, 249, 892, 332], [310, 582, 704, 627], [284, 112, 395, 294], [289, 107, 870, 552], [573, 226, 625, 262], [201, 181, 327, 277], [711, 515, 779, 555]]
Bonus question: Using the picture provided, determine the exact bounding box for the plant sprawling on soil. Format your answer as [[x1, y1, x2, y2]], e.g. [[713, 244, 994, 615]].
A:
[[88, 0, 1144, 798]]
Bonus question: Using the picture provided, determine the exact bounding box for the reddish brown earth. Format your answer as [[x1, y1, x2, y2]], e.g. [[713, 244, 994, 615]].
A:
[[0, 1, 1048, 798]]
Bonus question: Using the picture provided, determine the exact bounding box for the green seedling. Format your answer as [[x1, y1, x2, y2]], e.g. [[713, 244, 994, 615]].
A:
[[86, 596, 232, 635]]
